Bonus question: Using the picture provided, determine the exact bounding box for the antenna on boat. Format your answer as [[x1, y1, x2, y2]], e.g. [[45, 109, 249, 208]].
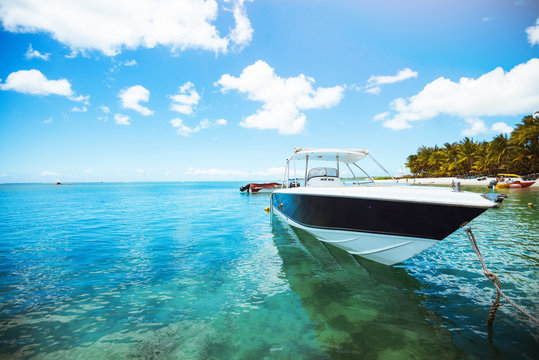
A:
[[369, 154, 397, 183]]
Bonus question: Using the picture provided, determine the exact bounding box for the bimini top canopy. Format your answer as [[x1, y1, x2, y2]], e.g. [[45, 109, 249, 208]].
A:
[[289, 148, 369, 164]]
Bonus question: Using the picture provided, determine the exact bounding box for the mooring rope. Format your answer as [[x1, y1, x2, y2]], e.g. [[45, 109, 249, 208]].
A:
[[464, 227, 539, 327]]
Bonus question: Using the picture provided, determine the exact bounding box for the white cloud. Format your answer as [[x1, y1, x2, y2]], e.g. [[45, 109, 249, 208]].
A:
[[365, 86, 381, 95], [462, 118, 514, 136], [98, 105, 110, 121], [123, 59, 137, 66], [216, 60, 344, 134], [69, 94, 90, 105], [373, 112, 389, 121], [366, 68, 418, 94], [185, 165, 284, 179], [226, 0, 253, 49], [491, 122, 513, 134], [109, 59, 138, 73], [198, 119, 212, 129], [462, 118, 488, 136], [363, 67, 418, 95], [71, 106, 87, 112], [169, 82, 201, 115], [0, 69, 72, 96], [253, 167, 285, 177], [170, 118, 196, 136], [114, 113, 131, 125], [526, 18, 539, 46], [186, 167, 249, 177], [379, 58, 539, 130], [0, 0, 252, 56], [44, 117, 53, 124], [65, 51, 77, 59], [119, 85, 153, 116], [170, 118, 226, 136], [41, 170, 58, 176], [25, 43, 50, 60]]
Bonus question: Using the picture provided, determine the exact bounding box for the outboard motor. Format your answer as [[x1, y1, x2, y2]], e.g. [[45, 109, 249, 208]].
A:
[[239, 184, 251, 192], [487, 179, 497, 189], [289, 181, 300, 188]]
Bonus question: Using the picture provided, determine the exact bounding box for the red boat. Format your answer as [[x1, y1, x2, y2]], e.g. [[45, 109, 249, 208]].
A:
[[508, 181, 536, 188], [240, 182, 280, 193], [494, 174, 536, 189]]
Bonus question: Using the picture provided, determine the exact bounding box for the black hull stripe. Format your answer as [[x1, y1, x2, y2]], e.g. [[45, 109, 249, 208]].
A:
[[274, 206, 441, 240], [272, 192, 487, 241]]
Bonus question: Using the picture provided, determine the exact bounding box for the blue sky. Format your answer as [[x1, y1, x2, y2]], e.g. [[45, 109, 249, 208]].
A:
[[0, 0, 538, 182]]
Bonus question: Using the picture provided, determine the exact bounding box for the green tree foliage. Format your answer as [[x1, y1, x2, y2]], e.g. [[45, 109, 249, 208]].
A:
[[406, 113, 539, 177]]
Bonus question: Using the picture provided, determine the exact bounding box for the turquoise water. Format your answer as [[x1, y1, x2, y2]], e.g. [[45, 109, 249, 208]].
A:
[[0, 182, 537, 359]]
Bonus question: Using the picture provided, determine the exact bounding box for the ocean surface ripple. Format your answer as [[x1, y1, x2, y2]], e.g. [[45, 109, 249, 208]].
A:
[[0, 182, 537, 359]]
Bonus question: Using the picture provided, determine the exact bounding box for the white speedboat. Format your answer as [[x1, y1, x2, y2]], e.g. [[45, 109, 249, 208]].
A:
[[271, 148, 499, 265]]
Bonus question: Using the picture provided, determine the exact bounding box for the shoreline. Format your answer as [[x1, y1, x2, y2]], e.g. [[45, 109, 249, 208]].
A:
[[383, 177, 539, 188]]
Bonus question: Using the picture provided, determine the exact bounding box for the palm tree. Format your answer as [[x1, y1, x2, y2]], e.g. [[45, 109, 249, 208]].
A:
[[472, 142, 491, 174], [416, 146, 434, 176], [404, 113, 539, 176], [443, 142, 459, 175], [427, 147, 447, 176], [488, 134, 510, 173], [509, 114, 539, 173], [405, 154, 419, 175], [456, 137, 479, 173]]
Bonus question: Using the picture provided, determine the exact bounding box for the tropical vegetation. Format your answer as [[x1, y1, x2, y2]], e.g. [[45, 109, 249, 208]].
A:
[[405, 113, 539, 177]]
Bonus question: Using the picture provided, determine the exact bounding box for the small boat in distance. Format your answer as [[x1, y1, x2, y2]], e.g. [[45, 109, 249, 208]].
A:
[[494, 174, 535, 189], [271, 148, 499, 265], [240, 182, 281, 193]]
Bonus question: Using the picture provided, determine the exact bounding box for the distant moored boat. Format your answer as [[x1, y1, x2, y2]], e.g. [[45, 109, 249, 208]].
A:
[[494, 174, 535, 189]]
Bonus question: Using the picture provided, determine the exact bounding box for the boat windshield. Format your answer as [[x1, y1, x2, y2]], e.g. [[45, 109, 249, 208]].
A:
[[308, 167, 338, 181]]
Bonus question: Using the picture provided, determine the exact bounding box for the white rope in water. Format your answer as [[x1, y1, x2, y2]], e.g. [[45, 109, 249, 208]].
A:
[[464, 227, 539, 327]]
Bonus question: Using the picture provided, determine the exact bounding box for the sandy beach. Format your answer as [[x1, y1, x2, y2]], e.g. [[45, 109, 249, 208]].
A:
[[389, 177, 539, 188]]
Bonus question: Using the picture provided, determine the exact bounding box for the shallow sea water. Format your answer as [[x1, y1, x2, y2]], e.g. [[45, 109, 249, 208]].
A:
[[0, 182, 537, 359]]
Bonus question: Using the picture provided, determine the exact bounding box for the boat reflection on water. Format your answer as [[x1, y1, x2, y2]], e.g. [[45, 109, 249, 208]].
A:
[[270, 220, 466, 359]]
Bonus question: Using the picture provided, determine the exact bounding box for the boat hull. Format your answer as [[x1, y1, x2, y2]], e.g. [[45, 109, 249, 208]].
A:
[[508, 181, 535, 188], [273, 208, 437, 265], [271, 191, 489, 265]]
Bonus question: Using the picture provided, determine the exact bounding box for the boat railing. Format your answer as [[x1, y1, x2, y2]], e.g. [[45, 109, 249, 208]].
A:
[[368, 154, 398, 184]]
